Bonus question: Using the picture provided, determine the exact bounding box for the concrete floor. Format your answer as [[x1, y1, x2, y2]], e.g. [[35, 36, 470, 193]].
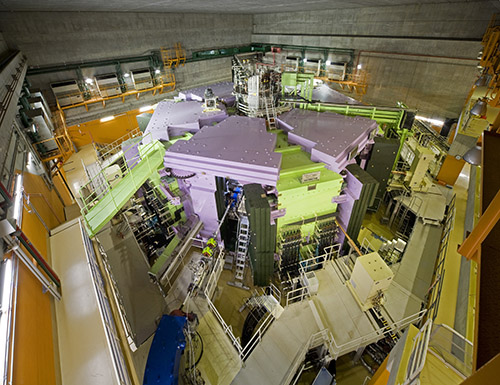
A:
[[212, 268, 256, 340]]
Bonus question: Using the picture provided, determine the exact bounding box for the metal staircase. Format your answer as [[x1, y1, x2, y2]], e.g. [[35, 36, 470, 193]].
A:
[[160, 43, 186, 69], [80, 139, 166, 237]]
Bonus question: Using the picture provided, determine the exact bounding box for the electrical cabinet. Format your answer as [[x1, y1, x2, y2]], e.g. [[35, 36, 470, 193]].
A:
[[349, 252, 393, 309]]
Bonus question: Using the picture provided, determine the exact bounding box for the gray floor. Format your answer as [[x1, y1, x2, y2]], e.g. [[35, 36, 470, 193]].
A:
[[233, 300, 321, 385]]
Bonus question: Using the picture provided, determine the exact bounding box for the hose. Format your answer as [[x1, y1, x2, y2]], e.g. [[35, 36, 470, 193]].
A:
[[186, 331, 204, 370]]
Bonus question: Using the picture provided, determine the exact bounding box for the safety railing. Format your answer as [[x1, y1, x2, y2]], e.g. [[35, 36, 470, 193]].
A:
[[426, 194, 456, 321], [403, 319, 433, 385], [161, 43, 186, 69], [95, 240, 137, 352], [79, 133, 159, 216], [94, 127, 143, 164], [360, 237, 376, 254], [204, 280, 281, 362], [56, 72, 175, 111], [280, 329, 332, 385], [281, 64, 369, 95], [79, 219, 133, 385], [204, 249, 225, 300], [297, 103, 407, 132], [428, 323, 473, 378], [158, 218, 203, 288], [285, 244, 340, 307], [241, 308, 276, 361], [206, 295, 243, 355], [285, 286, 310, 307], [327, 309, 427, 359], [32, 134, 74, 162]]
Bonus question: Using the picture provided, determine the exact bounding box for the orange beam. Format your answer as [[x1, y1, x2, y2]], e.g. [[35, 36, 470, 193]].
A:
[[458, 188, 500, 262], [335, 219, 362, 256], [461, 353, 500, 384]]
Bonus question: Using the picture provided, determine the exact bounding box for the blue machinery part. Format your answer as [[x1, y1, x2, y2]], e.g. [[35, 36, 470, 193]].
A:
[[143, 315, 187, 385]]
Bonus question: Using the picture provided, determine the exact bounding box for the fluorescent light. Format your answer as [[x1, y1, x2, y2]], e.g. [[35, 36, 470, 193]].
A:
[[26, 152, 32, 166], [100, 116, 115, 122], [85, 78, 93, 84], [155, 69, 161, 74], [416, 115, 444, 127], [124, 73, 130, 78], [0, 258, 13, 383], [325, 60, 331, 66], [12, 174, 23, 223], [357, 64, 362, 70], [31, 124, 36, 133], [303, 58, 308, 63], [139, 105, 153, 112]]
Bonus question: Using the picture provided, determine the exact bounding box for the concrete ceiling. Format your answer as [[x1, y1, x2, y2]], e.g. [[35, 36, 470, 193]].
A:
[[0, 0, 492, 14]]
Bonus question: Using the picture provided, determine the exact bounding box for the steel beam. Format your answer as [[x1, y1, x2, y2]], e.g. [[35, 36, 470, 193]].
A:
[[458, 188, 500, 262]]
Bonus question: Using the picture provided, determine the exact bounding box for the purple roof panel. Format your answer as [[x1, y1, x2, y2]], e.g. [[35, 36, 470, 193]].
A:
[[165, 116, 281, 186], [143, 101, 228, 143], [278, 109, 377, 156]]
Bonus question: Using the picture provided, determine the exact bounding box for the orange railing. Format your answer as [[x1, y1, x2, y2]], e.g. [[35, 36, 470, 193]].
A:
[[32, 135, 73, 163], [161, 43, 186, 69], [56, 72, 176, 111], [31, 108, 74, 163]]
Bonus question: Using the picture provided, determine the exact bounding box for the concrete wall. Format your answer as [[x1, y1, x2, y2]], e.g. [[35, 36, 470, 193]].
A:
[[0, 11, 250, 122], [0, 12, 252, 65], [253, 1, 497, 118], [0, 32, 8, 55]]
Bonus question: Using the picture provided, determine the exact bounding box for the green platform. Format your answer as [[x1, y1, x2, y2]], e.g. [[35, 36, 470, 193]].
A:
[[81, 140, 166, 237]]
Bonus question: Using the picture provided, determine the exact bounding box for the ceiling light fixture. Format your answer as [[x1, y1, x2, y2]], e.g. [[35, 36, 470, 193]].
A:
[[470, 99, 488, 117], [139, 105, 153, 112], [100, 116, 115, 122], [474, 74, 490, 87], [415, 115, 444, 127], [12, 174, 23, 224], [463, 145, 482, 166]]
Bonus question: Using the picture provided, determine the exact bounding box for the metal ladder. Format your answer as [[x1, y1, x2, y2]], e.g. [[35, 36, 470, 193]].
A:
[[264, 96, 277, 129], [235, 214, 249, 281]]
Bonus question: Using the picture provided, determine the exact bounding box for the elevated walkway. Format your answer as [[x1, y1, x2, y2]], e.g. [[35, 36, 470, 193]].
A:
[[80, 140, 165, 237]]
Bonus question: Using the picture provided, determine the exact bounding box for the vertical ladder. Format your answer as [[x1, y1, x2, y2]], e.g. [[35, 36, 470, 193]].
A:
[[235, 214, 249, 281], [264, 96, 277, 130]]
